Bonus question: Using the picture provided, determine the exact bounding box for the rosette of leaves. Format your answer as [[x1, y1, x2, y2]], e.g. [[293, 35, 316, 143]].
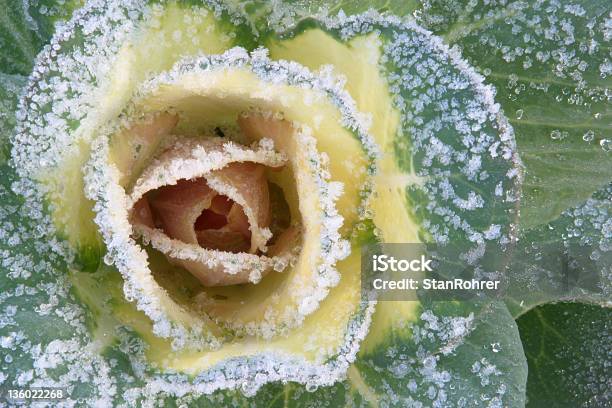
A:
[[0, 0, 609, 406]]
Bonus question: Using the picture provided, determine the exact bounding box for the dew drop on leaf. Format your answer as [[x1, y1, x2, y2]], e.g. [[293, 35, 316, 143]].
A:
[[599, 139, 611, 152], [582, 130, 594, 142], [305, 383, 318, 392], [515, 109, 524, 119], [550, 130, 565, 140]]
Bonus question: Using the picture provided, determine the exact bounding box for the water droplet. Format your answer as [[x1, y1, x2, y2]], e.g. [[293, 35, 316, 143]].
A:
[[550, 130, 568, 140], [305, 383, 318, 392], [594, 112, 601, 119], [491, 342, 501, 353], [515, 109, 524, 119], [103, 252, 114, 265], [600, 139, 611, 152], [582, 130, 595, 142]]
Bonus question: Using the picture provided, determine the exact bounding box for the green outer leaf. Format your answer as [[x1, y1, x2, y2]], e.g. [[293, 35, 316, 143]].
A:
[[419, 0, 612, 230], [415, 4, 612, 408], [0, 0, 82, 167], [517, 302, 611, 407], [0, 0, 82, 75], [347, 301, 527, 407], [504, 183, 611, 317], [0, 1, 41, 75]]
